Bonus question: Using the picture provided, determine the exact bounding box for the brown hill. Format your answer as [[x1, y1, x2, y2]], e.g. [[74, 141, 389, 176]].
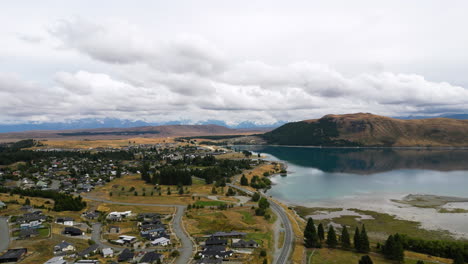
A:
[[263, 113, 468, 147], [0, 124, 261, 142]]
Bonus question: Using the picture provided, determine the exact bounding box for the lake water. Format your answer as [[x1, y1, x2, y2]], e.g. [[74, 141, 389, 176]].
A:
[[238, 146, 468, 204]]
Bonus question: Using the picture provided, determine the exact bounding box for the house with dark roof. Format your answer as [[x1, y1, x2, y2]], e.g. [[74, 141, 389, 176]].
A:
[[211, 231, 246, 238], [231, 239, 259, 248], [139, 251, 163, 264], [63, 227, 83, 236], [77, 244, 99, 258], [204, 236, 227, 247], [200, 246, 233, 259], [19, 228, 39, 239], [118, 248, 134, 262], [82, 211, 99, 220], [0, 248, 27, 263]]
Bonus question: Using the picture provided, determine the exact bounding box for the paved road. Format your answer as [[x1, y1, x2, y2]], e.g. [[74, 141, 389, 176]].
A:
[[0, 217, 10, 253], [228, 184, 294, 264], [83, 195, 194, 264]]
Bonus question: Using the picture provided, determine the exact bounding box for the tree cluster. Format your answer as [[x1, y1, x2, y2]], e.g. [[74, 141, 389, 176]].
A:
[[0, 187, 86, 211], [382, 234, 404, 262]]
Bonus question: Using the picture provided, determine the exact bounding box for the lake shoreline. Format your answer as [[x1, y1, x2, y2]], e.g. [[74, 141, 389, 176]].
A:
[[273, 192, 468, 239]]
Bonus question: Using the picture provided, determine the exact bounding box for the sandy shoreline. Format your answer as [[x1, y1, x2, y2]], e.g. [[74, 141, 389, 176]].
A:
[[275, 192, 468, 239]]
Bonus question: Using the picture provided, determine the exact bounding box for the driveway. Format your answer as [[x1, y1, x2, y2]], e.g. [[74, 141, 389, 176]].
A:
[[0, 217, 10, 253]]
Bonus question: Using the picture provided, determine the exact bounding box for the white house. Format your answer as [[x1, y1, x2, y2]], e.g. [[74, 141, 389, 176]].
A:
[[56, 217, 74, 226], [107, 211, 131, 221], [115, 235, 137, 245], [102, 248, 113, 258], [20, 220, 41, 229], [54, 241, 75, 253], [151, 237, 171, 246]]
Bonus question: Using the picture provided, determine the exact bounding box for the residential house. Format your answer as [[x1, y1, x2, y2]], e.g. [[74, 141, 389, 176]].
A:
[[102, 248, 113, 258], [56, 217, 74, 226], [211, 231, 246, 238], [115, 235, 137, 245], [77, 244, 99, 258], [19, 229, 39, 239], [204, 237, 227, 247], [139, 251, 163, 264], [44, 256, 67, 264], [107, 211, 131, 221], [82, 211, 99, 220], [231, 239, 259, 248], [150, 237, 171, 246], [20, 220, 42, 229], [200, 246, 233, 259], [0, 201, 6, 209], [63, 227, 83, 236], [54, 241, 75, 253], [118, 249, 134, 262], [0, 248, 28, 263]]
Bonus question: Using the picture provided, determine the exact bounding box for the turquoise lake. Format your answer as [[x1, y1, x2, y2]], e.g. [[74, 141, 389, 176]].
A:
[[238, 146, 468, 204]]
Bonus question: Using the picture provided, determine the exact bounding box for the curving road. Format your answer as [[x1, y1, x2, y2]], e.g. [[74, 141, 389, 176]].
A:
[[0, 217, 10, 253], [227, 184, 294, 264], [83, 195, 194, 264]]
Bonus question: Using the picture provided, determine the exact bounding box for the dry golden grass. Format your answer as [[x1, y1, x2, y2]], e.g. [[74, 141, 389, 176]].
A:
[[0, 193, 54, 213], [11, 233, 89, 264], [88, 173, 223, 206], [215, 152, 249, 159], [36, 137, 176, 149], [184, 205, 275, 263]]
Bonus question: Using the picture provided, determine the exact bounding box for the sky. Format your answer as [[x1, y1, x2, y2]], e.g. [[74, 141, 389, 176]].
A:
[[1, 0, 468, 126]]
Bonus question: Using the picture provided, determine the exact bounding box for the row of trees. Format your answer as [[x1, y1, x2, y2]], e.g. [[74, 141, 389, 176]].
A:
[[389, 234, 467, 263], [0, 187, 86, 211], [304, 218, 369, 253]]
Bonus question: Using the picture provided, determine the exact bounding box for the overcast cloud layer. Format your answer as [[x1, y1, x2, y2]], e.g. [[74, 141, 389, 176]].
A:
[[1, 1, 468, 125]]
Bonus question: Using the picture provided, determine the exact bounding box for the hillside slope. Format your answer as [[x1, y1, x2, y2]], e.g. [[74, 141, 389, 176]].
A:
[[262, 113, 468, 147]]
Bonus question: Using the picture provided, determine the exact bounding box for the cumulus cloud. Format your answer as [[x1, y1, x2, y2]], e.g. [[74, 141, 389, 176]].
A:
[[49, 18, 226, 76], [1, 17, 468, 125]]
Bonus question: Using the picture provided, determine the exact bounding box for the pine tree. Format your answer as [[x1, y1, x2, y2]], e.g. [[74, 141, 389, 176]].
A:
[[358, 255, 373, 264], [341, 225, 351, 249], [240, 174, 249, 186], [453, 251, 464, 264], [359, 225, 370, 253], [304, 218, 319, 248], [354, 227, 361, 251], [416, 261, 424, 264], [326, 225, 338, 248], [317, 223, 325, 241], [393, 234, 404, 262], [383, 234, 404, 262]]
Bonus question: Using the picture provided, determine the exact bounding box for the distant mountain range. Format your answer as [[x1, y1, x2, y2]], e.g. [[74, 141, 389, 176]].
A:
[[0, 118, 286, 133], [395, 113, 468, 120], [261, 113, 468, 147], [0, 124, 267, 142]]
